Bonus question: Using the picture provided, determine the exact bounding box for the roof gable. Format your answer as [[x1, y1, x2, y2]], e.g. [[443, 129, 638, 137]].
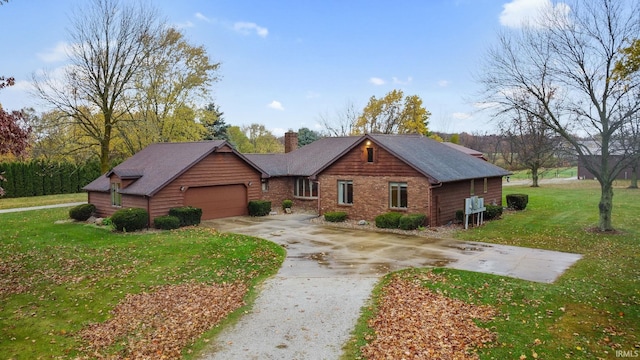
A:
[[84, 141, 266, 196]]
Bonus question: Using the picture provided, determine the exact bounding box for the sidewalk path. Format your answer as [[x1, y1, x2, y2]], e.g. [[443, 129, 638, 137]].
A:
[[0, 202, 86, 214]]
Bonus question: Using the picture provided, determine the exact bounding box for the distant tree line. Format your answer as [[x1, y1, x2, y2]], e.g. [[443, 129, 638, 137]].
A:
[[0, 160, 101, 198]]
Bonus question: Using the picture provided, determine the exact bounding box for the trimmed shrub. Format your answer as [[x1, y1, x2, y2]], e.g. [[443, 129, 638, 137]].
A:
[[169, 206, 202, 226], [111, 207, 149, 232], [282, 199, 293, 210], [375, 212, 403, 229], [484, 204, 503, 220], [455, 209, 464, 223], [69, 203, 96, 221], [154, 215, 181, 230], [399, 213, 427, 230], [248, 200, 271, 216], [506, 193, 529, 210], [324, 211, 347, 222]]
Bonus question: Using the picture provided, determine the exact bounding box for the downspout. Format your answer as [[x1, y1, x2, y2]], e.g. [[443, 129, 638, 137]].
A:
[[147, 195, 151, 229], [429, 182, 443, 227], [316, 180, 321, 217]]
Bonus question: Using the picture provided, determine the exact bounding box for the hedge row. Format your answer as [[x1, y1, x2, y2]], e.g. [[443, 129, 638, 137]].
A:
[[375, 212, 427, 230], [0, 160, 101, 198]]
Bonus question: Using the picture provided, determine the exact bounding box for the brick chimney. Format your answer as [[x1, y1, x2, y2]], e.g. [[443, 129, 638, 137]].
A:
[[284, 131, 298, 153]]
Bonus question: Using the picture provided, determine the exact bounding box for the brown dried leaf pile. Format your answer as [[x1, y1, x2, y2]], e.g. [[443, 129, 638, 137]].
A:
[[79, 282, 247, 359], [362, 274, 497, 360]]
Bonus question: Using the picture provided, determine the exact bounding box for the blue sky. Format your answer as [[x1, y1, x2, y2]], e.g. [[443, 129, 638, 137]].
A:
[[0, 0, 556, 136]]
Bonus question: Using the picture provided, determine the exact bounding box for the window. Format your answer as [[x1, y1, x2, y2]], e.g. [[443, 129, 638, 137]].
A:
[[262, 179, 269, 192], [338, 180, 353, 205], [483, 178, 488, 193], [470, 179, 475, 195], [366, 147, 374, 162], [295, 178, 317, 198], [111, 182, 122, 207], [389, 182, 408, 209]]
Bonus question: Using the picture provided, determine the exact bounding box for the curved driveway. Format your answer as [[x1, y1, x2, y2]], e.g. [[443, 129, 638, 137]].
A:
[[200, 214, 581, 360]]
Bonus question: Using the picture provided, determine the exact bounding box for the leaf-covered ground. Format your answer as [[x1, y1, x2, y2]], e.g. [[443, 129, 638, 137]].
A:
[[78, 283, 247, 359], [361, 272, 496, 359]]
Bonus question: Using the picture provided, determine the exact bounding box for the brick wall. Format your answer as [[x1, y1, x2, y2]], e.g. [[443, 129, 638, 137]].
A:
[[260, 177, 319, 213], [318, 174, 431, 222]]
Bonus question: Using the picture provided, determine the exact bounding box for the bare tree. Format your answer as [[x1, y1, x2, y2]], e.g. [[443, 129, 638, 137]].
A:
[[499, 93, 561, 187], [317, 100, 359, 137], [32, 0, 165, 173], [479, 0, 640, 231]]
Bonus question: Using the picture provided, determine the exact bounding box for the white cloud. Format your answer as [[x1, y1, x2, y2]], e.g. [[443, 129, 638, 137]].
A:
[[268, 100, 284, 110], [271, 127, 287, 137], [37, 42, 71, 63], [438, 80, 450, 87], [499, 0, 570, 28], [369, 77, 385, 85], [195, 12, 211, 22], [175, 21, 194, 29], [452, 112, 472, 120], [234, 22, 269, 38], [392, 76, 413, 85]]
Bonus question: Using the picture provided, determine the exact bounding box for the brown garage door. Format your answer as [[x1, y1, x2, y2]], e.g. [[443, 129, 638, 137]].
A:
[[185, 184, 247, 219]]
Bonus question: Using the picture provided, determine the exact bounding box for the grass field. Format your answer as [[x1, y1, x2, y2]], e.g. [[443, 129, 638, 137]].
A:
[[0, 193, 86, 209], [0, 207, 285, 359], [509, 166, 578, 180], [344, 180, 639, 359]]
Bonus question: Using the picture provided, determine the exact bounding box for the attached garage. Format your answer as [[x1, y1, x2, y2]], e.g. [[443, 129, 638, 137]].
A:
[[185, 184, 248, 219], [83, 141, 266, 225]]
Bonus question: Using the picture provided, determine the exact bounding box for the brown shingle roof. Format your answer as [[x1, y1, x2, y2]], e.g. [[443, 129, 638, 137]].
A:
[[367, 134, 510, 182], [83, 141, 266, 196], [247, 134, 510, 183]]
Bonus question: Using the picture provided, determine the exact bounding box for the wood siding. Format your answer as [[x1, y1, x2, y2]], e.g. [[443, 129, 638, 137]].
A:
[[431, 177, 503, 226], [149, 151, 262, 222], [322, 142, 423, 177]]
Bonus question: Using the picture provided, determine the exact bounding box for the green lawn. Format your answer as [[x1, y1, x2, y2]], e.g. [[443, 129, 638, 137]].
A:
[[0, 193, 86, 209], [509, 166, 578, 180], [0, 207, 285, 359], [344, 181, 639, 359]]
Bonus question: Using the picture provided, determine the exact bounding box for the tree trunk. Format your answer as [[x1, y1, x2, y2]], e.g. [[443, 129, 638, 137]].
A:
[[531, 165, 540, 187], [629, 164, 638, 189], [597, 181, 614, 231]]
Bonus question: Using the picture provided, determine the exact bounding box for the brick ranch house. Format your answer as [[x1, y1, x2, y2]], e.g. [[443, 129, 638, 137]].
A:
[[84, 133, 510, 227]]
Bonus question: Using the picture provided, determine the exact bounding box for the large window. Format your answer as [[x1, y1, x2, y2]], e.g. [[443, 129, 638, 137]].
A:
[[389, 182, 408, 209], [338, 180, 353, 205], [110, 182, 122, 207], [295, 178, 317, 198]]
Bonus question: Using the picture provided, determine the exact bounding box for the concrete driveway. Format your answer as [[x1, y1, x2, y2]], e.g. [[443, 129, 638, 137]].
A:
[[200, 214, 581, 360], [203, 214, 581, 283]]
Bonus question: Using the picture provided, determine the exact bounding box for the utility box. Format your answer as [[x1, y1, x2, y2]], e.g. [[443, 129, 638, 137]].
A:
[[464, 196, 486, 229]]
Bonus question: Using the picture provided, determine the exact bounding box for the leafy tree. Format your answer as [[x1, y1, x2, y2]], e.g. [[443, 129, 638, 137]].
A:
[[479, 0, 640, 231], [0, 76, 32, 196], [448, 133, 460, 144], [297, 127, 320, 147], [32, 0, 166, 173], [614, 39, 640, 79], [353, 89, 432, 135], [118, 27, 219, 153], [201, 102, 229, 141], [0, 77, 31, 157], [227, 124, 283, 153], [227, 126, 252, 153]]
